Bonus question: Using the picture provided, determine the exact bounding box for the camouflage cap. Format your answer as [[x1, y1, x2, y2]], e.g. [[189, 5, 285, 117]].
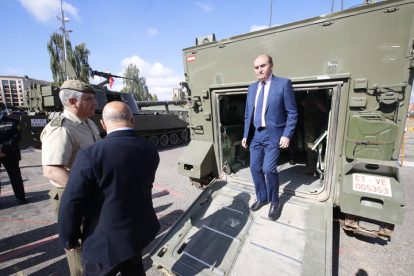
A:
[[60, 80, 96, 95]]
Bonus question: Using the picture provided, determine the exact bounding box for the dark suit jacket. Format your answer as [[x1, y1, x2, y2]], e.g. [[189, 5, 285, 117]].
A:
[[58, 129, 160, 266], [243, 75, 298, 147], [0, 115, 21, 160]]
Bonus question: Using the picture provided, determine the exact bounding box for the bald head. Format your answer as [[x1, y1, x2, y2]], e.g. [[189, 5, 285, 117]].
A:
[[254, 54, 273, 82], [101, 101, 134, 133]]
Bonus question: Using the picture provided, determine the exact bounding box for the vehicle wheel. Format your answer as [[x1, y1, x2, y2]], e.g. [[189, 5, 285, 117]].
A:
[[148, 136, 158, 147], [170, 133, 179, 145], [160, 134, 169, 147], [181, 129, 189, 141]]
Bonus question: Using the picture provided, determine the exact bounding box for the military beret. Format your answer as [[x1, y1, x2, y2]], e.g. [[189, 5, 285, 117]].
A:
[[60, 80, 96, 95]]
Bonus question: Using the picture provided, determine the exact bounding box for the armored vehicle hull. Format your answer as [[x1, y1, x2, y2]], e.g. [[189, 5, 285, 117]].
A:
[[23, 84, 189, 149], [151, 1, 413, 275], [9, 114, 48, 149]]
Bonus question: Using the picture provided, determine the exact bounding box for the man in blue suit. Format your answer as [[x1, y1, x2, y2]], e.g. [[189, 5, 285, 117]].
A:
[[242, 55, 297, 220], [58, 101, 160, 276]]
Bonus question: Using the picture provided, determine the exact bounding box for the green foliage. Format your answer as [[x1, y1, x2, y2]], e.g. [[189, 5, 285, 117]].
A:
[[151, 94, 158, 101], [47, 32, 92, 86], [47, 32, 72, 85], [72, 43, 92, 83], [123, 63, 153, 101]]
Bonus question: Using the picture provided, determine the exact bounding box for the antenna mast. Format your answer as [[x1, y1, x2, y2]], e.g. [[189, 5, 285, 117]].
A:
[[269, 0, 273, 27], [56, 0, 73, 80]]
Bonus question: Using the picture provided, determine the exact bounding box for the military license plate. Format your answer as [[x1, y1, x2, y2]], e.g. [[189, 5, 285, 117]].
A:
[[31, 119, 47, 127], [352, 174, 392, 197]]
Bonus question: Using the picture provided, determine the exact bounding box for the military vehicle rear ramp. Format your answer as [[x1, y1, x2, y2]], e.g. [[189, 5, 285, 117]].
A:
[[151, 179, 332, 275]]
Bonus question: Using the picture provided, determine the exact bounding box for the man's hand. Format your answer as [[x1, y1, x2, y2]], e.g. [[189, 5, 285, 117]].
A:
[[64, 241, 80, 252], [0, 152, 6, 158], [279, 137, 290, 148], [242, 138, 248, 149]]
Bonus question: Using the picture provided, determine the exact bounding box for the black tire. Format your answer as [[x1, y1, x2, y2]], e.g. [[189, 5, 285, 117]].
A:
[[148, 136, 158, 147], [170, 133, 179, 145], [181, 129, 189, 141], [160, 134, 169, 147]]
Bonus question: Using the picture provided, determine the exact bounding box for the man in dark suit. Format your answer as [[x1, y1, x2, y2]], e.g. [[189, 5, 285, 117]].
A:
[[58, 101, 160, 276], [0, 102, 26, 204], [242, 55, 297, 220]]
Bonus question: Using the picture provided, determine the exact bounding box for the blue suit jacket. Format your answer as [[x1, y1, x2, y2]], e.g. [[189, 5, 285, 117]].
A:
[[243, 75, 298, 147], [58, 130, 160, 266]]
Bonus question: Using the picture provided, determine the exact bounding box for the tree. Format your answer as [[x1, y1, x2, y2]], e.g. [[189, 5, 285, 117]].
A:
[[47, 32, 92, 85], [151, 94, 158, 101], [72, 43, 92, 83], [47, 32, 72, 85], [123, 63, 153, 101]]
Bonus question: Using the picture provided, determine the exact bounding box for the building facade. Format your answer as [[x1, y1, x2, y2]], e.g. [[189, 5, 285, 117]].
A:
[[0, 76, 48, 108], [172, 88, 185, 100]]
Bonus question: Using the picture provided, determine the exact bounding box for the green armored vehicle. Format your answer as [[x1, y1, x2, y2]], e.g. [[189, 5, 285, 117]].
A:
[[140, 102, 189, 123], [24, 77, 189, 149], [151, 0, 413, 275]]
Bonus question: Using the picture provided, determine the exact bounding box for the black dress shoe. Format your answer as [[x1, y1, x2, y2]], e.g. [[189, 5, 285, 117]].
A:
[[250, 201, 268, 212], [17, 198, 28, 204], [268, 202, 281, 221]]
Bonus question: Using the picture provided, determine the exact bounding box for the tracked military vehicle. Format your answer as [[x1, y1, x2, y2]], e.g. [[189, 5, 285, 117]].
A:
[[24, 72, 189, 149], [140, 102, 189, 123], [151, 0, 413, 275]]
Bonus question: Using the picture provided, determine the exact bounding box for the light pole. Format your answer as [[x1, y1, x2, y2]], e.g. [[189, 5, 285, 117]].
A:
[[56, 0, 73, 80], [269, 0, 273, 27]]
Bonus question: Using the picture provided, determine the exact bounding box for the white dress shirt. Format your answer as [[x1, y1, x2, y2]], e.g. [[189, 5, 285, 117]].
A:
[[254, 75, 272, 127], [107, 127, 133, 134]]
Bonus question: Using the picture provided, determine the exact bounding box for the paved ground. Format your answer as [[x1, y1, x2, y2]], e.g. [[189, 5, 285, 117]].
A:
[[0, 144, 201, 276], [0, 135, 413, 275]]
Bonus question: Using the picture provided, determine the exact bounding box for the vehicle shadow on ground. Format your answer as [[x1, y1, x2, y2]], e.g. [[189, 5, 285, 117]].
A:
[[0, 190, 49, 211], [0, 224, 69, 276], [143, 208, 186, 274], [344, 230, 388, 245]]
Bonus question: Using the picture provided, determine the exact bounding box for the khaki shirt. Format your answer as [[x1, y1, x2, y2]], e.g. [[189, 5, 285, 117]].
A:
[[41, 110, 101, 186]]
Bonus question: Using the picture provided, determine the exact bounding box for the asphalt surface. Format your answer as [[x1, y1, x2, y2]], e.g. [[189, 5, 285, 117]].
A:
[[0, 137, 413, 276]]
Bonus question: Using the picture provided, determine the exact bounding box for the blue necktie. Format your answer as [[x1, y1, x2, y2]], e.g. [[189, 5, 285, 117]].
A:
[[254, 82, 266, 128]]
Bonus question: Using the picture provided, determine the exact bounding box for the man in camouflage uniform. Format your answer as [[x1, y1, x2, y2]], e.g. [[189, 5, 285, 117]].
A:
[[41, 80, 101, 276], [297, 90, 328, 176]]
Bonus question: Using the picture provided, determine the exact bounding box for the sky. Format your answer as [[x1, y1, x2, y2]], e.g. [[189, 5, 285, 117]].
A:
[[1, 0, 413, 102]]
